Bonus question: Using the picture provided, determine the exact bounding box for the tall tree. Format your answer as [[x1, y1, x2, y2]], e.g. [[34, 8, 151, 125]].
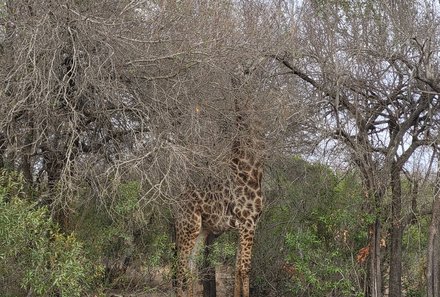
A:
[[276, 1, 440, 296], [0, 0, 298, 229], [427, 146, 440, 297]]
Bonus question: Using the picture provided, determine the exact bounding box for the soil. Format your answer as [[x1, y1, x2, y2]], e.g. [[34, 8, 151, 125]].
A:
[[106, 265, 234, 297]]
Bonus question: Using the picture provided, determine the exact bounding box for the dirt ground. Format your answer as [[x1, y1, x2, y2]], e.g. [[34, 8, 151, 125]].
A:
[[107, 265, 234, 297]]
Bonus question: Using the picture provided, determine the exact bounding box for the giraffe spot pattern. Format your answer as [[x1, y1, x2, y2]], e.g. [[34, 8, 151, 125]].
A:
[[174, 151, 264, 297]]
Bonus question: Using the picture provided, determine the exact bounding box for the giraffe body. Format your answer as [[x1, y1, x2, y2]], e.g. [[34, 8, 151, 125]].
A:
[[175, 149, 263, 297]]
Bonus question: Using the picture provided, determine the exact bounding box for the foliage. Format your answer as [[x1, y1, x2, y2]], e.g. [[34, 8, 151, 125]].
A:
[[74, 180, 176, 289], [147, 233, 175, 268], [0, 170, 100, 296], [252, 157, 367, 296], [401, 217, 430, 296], [207, 234, 238, 267]]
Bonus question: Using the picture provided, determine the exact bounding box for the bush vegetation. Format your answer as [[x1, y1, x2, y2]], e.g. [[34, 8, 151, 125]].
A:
[[0, 159, 435, 297], [0, 171, 100, 297]]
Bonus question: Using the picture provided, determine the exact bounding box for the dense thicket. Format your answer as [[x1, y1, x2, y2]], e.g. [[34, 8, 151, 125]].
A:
[[1, 1, 439, 296]]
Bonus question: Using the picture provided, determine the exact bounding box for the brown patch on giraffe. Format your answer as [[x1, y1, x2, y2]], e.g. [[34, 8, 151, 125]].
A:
[[239, 172, 248, 183], [244, 187, 255, 199], [255, 197, 262, 205], [255, 198, 262, 213], [235, 186, 244, 196], [251, 168, 258, 180], [202, 204, 211, 213], [222, 187, 230, 196], [211, 214, 219, 221], [247, 178, 258, 190], [242, 210, 250, 218], [248, 190, 256, 199], [239, 161, 252, 172]]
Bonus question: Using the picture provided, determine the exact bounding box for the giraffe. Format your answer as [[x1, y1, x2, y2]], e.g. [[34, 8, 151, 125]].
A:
[[174, 105, 264, 297]]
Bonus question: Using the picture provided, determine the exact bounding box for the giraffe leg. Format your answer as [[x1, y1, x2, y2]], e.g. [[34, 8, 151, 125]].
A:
[[188, 228, 208, 296], [175, 213, 202, 297], [234, 224, 255, 297], [176, 236, 192, 297]]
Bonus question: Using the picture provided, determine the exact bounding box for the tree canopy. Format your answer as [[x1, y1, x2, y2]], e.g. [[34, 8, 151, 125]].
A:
[[1, 1, 440, 297]]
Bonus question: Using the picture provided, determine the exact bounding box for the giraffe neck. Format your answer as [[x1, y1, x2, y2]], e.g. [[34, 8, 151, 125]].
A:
[[230, 148, 263, 190]]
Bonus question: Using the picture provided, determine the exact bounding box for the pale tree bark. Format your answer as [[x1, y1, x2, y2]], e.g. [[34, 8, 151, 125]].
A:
[[389, 161, 402, 297], [369, 217, 382, 297], [427, 148, 440, 297], [0, 133, 5, 169]]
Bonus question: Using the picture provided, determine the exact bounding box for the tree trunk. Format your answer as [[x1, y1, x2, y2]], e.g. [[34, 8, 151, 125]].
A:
[[46, 153, 70, 230], [427, 204, 440, 297], [203, 233, 218, 297], [427, 153, 440, 297], [389, 162, 402, 297], [21, 131, 34, 187], [369, 218, 382, 297], [0, 133, 5, 169]]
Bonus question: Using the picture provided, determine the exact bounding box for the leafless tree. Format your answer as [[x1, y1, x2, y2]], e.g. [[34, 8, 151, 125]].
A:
[[0, 0, 302, 231], [275, 1, 440, 296]]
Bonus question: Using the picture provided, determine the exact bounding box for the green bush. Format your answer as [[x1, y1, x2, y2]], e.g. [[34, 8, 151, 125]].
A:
[[207, 234, 237, 267], [73, 179, 177, 289], [252, 157, 366, 297], [0, 170, 99, 296]]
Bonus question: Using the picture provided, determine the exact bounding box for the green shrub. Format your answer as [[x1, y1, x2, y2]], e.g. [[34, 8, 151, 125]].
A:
[[73, 179, 177, 289], [252, 157, 366, 297], [207, 234, 237, 266], [0, 170, 99, 296]]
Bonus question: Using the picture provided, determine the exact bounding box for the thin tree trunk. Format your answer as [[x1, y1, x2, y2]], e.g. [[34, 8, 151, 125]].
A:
[[21, 130, 34, 187], [427, 152, 440, 297], [389, 162, 402, 297], [427, 205, 440, 297], [0, 133, 5, 169], [369, 218, 382, 297], [1, 1, 15, 170], [203, 233, 218, 297]]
